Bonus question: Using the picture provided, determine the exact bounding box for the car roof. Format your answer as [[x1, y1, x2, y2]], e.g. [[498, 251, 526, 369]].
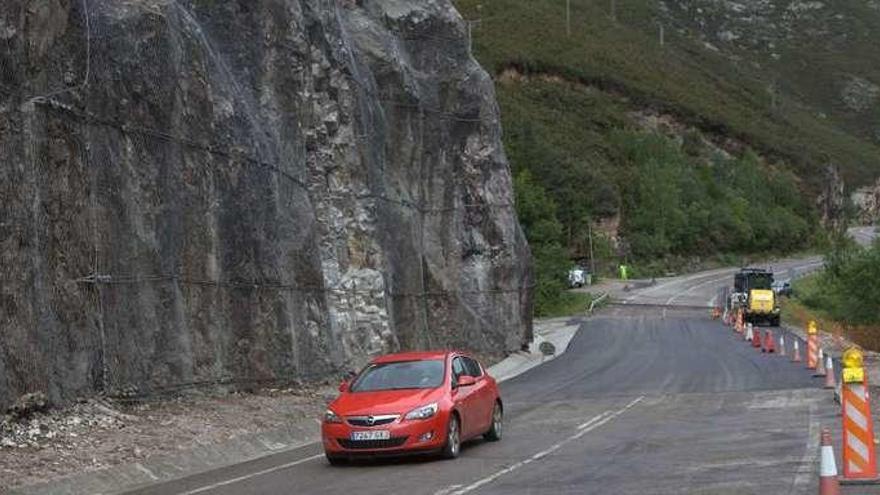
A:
[[371, 350, 456, 363]]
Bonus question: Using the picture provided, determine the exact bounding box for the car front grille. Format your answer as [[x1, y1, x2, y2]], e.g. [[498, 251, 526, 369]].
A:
[[337, 436, 408, 450], [345, 415, 398, 427]]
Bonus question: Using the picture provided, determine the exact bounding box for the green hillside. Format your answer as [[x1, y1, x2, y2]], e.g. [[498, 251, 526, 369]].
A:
[[457, 0, 880, 184], [454, 0, 880, 314]]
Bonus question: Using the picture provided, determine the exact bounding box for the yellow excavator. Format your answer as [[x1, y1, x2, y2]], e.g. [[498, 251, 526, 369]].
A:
[[733, 268, 780, 327]]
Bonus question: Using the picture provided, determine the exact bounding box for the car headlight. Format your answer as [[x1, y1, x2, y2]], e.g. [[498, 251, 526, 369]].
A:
[[324, 409, 343, 424], [405, 403, 438, 421]]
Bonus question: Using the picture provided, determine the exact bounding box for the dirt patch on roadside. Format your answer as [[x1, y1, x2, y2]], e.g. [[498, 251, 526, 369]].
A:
[[0, 387, 334, 492]]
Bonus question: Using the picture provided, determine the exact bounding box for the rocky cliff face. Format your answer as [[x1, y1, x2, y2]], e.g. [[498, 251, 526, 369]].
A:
[[853, 178, 880, 225], [0, 0, 532, 408]]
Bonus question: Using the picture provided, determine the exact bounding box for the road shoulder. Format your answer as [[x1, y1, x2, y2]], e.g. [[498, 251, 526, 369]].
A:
[[6, 317, 585, 495]]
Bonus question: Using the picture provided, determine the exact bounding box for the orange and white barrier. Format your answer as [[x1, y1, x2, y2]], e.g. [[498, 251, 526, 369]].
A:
[[779, 335, 786, 357], [819, 427, 841, 495], [807, 321, 820, 370], [841, 348, 878, 481]]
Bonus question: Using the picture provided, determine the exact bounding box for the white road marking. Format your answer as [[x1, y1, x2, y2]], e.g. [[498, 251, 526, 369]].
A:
[[666, 272, 736, 306], [445, 396, 645, 495], [433, 485, 465, 495], [577, 410, 613, 430], [176, 454, 324, 495]]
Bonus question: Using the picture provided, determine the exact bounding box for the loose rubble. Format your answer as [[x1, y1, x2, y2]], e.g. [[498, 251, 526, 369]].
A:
[[0, 386, 332, 492]]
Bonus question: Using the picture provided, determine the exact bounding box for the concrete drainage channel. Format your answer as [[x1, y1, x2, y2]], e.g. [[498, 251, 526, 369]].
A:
[[11, 318, 587, 495]]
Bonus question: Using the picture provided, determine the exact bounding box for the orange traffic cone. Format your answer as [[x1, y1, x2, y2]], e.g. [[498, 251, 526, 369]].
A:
[[752, 327, 762, 349], [815, 349, 827, 377], [763, 329, 775, 353], [819, 427, 841, 495], [824, 355, 837, 389], [792, 339, 802, 363]]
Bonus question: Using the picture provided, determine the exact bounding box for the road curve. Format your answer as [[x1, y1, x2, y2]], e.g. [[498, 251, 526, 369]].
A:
[[619, 256, 823, 308], [851, 225, 878, 247], [127, 240, 880, 495]]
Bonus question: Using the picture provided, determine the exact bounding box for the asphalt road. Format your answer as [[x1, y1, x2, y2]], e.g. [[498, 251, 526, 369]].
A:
[[851, 225, 878, 247], [127, 305, 850, 495], [613, 226, 875, 309], [618, 256, 824, 308], [127, 230, 880, 495]]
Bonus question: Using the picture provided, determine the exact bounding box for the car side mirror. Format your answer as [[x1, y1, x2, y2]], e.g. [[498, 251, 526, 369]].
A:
[[338, 380, 349, 393], [456, 375, 477, 388]]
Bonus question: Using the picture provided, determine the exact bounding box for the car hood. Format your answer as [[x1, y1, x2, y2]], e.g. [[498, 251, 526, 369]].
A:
[[330, 388, 444, 416]]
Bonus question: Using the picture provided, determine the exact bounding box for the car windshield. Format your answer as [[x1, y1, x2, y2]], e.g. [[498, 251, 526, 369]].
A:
[[350, 360, 445, 392]]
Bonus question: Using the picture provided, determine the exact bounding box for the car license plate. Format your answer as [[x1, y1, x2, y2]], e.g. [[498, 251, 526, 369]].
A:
[[350, 430, 390, 441]]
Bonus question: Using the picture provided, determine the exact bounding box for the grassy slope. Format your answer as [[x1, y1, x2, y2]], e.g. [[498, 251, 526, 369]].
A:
[[456, 0, 880, 186], [661, 0, 880, 164]]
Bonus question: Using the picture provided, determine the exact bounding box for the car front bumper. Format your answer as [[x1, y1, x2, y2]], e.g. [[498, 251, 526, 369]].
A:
[[322, 414, 448, 456]]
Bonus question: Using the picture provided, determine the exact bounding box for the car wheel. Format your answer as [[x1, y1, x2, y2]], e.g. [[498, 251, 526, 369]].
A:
[[441, 414, 461, 459], [484, 402, 503, 441], [326, 453, 347, 466]]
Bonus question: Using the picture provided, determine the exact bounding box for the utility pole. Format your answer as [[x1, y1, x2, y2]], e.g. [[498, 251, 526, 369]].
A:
[[466, 19, 481, 54], [768, 80, 778, 111], [659, 22, 665, 46], [566, 0, 571, 37], [588, 223, 596, 276], [611, 0, 616, 22]]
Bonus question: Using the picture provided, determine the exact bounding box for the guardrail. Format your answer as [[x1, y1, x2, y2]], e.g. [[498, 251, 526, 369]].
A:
[[588, 292, 609, 314]]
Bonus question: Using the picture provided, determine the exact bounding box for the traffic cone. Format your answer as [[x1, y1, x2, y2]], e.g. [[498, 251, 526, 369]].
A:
[[825, 355, 837, 389], [753, 327, 763, 350], [779, 335, 786, 357], [815, 349, 827, 377], [763, 329, 775, 353], [792, 339, 802, 363], [819, 427, 841, 495]]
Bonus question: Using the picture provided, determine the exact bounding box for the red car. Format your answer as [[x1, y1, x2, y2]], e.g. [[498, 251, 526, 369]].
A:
[[321, 351, 503, 464]]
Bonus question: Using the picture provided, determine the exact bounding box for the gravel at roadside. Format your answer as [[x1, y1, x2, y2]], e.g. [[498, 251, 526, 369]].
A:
[[0, 386, 333, 493]]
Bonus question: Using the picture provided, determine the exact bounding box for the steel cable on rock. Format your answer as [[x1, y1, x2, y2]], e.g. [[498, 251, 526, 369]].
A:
[[71, 272, 533, 298], [9, 2, 533, 408], [33, 98, 516, 215], [26, 0, 91, 103]]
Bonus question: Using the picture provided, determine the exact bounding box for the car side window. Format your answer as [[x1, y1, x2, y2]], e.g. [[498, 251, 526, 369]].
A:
[[463, 357, 483, 377], [452, 357, 466, 383]]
